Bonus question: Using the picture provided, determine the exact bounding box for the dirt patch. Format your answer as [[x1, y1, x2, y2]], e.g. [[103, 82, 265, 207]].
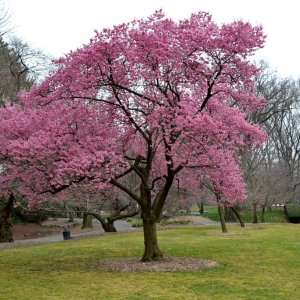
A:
[[12, 219, 103, 240], [94, 257, 218, 272], [13, 223, 62, 240]]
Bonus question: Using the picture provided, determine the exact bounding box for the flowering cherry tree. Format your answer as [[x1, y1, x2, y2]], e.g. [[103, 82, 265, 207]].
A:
[[0, 11, 266, 260]]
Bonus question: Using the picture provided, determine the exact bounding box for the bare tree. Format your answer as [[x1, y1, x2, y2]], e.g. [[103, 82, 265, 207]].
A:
[[0, 2, 52, 241], [0, 0, 11, 37], [243, 61, 300, 222], [0, 37, 52, 103]]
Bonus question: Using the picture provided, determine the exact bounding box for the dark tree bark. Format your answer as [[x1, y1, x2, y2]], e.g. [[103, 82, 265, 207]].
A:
[[102, 218, 117, 232], [199, 201, 204, 215], [82, 212, 93, 229], [224, 206, 236, 222], [137, 173, 174, 261], [91, 213, 116, 232], [230, 206, 245, 227], [141, 212, 163, 261], [253, 203, 258, 224], [261, 205, 266, 223], [0, 194, 14, 243], [91, 207, 139, 233], [217, 205, 228, 233]]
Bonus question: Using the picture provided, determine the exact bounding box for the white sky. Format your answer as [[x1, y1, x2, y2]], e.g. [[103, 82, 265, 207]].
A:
[[6, 0, 300, 78]]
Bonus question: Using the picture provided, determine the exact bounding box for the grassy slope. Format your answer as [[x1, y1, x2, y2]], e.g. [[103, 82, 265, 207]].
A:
[[0, 224, 299, 300]]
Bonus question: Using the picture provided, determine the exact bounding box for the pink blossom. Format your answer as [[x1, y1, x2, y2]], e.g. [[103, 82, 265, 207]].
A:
[[0, 10, 266, 209]]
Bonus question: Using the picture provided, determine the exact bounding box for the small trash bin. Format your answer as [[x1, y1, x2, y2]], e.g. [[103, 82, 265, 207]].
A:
[[63, 228, 71, 240]]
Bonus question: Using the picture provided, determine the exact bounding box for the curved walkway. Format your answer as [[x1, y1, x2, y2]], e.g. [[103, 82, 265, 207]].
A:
[[0, 216, 218, 249]]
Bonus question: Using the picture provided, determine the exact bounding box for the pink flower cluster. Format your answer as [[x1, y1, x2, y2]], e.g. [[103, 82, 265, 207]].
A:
[[0, 10, 266, 207]]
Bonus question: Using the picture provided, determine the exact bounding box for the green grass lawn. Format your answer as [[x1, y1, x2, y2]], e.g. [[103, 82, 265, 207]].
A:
[[0, 223, 299, 299], [197, 205, 286, 223]]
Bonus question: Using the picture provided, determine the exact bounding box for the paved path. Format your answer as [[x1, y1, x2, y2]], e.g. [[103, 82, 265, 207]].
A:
[[0, 216, 218, 249], [0, 220, 132, 249]]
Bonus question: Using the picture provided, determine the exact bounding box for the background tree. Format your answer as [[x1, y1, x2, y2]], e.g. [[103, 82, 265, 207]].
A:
[[50, 184, 140, 232], [0, 37, 51, 103], [242, 62, 300, 222], [0, 2, 52, 242], [0, 0, 10, 37]]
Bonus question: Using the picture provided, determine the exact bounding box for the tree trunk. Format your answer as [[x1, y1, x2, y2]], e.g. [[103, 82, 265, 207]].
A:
[[253, 203, 258, 224], [141, 214, 163, 262], [224, 206, 236, 222], [76, 207, 83, 218], [0, 194, 14, 243], [91, 213, 118, 232], [102, 219, 117, 232], [230, 206, 245, 227], [261, 205, 266, 223], [199, 201, 204, 215], [67, 211, 74, 222], [92, 204, 140, 232], [82, 212, 93, 229], [217, 206, 228, 233]]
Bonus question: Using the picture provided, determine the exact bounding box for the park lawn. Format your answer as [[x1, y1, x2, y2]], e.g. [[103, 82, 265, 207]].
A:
[[0, 223, 299, 300], [199, 205, 286, 223]]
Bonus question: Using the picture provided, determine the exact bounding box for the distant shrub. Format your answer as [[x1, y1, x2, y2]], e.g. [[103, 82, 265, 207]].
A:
[[284, 204, 300, 223], [130, 219, 143, 228], [160, 219, 192, 226], [13, 207, 48, 224]]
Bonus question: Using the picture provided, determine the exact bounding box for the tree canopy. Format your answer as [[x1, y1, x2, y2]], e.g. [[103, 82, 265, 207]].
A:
[[0, 11, 266, 260]]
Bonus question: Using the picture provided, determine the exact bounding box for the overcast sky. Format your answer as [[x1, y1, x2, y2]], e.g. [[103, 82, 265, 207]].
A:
[[6, 0, 300, 78]]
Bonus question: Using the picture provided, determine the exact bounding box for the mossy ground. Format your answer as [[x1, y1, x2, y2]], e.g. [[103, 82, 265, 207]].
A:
[[0, 223, 299, 299]]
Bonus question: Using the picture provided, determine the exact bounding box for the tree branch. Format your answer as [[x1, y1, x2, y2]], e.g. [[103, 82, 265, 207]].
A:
[[110, 178, 143, 206]]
